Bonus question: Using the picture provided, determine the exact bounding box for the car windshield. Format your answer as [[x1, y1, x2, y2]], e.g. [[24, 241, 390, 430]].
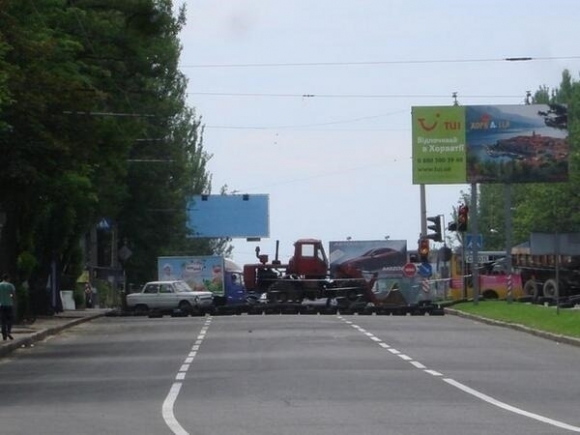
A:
[[174, 281, 193, 293]]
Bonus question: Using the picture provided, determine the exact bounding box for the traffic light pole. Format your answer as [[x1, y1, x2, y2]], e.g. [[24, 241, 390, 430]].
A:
[[420, 184, 427, 238]]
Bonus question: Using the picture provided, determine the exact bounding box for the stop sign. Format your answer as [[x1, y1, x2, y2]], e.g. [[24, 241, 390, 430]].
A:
[[403, 263, 417, 278]]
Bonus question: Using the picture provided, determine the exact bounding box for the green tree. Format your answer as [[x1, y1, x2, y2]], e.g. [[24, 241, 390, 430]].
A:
[[0, 0, 220, 313]]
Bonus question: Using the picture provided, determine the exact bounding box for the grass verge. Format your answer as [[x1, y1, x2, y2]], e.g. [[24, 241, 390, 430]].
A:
[[450, 300, 580, 339]]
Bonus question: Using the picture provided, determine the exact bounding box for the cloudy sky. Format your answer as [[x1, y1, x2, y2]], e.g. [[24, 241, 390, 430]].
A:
[[175, 0, 580, 266]]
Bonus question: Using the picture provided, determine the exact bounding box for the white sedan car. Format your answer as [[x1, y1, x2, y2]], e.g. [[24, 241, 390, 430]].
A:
[[126, 280, 214, 316]]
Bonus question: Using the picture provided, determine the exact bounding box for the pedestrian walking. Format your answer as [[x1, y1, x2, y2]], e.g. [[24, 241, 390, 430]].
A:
[[84, 283, 93, 308], [0, 273, 15, 341]]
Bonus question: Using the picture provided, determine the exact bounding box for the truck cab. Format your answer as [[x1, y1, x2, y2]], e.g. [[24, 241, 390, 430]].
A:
[[287, 239, 329, 279]]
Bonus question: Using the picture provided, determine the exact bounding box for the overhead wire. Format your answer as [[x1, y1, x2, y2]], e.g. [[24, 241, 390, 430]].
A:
[[180, 55, 580, 69], [188, 91, 525, 99]]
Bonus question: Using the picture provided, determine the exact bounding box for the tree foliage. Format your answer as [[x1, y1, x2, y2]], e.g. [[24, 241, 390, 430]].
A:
[[0, 0, 223, 313], [474, 70, 580, 251]]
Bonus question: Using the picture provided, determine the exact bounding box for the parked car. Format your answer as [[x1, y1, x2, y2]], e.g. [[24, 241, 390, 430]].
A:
[[126, 280, 214, 316]]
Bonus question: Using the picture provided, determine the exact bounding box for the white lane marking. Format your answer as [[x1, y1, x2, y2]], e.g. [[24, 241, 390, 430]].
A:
[[444, 378, 580, 433], [162, 316, 213, 435], [370, 336, 382, 342], [162, 383, 189, 435], [410, 361, 426, 369], [339, 316, 580, 432]]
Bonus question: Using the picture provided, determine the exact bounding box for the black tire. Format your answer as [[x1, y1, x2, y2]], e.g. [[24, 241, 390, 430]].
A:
[[267, 280, 297, 303], [346, 289, 359, 302], [542, 279, 558, 298], [523, 279, 539, 300], [134, 304, 149, 316], [178, 300, 193, 316]]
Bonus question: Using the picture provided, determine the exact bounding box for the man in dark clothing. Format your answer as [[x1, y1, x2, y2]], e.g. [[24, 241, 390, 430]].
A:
[[0, 274, 15, 340]]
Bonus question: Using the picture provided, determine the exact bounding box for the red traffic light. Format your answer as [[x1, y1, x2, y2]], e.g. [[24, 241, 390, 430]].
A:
[[458, 204, 469, 232]]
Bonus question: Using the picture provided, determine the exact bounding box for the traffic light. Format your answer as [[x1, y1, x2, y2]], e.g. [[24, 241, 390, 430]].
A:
[[426, 215, 442, 242], [419, 238, 430, 263], [457, 204, 469, 232]]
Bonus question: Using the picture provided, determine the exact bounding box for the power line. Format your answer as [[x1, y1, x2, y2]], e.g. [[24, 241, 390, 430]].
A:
[[189, 91, 524, 99], [180, 55, 580, 69], [205, 110, 408, 130]]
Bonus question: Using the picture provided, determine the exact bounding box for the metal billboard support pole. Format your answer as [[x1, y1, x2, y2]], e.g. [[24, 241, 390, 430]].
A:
[[505, 183, 513, 304], [420, 184, 427, 238]]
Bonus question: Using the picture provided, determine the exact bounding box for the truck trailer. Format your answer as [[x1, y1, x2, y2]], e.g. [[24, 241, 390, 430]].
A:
[[513, 233, 580, 304]]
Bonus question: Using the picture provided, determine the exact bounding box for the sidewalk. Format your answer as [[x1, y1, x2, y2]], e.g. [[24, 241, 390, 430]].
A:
[[0, 308, 112, 358]]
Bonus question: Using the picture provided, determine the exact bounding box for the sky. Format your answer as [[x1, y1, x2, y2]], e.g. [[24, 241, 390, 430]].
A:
[[174, 0, 580, 266]]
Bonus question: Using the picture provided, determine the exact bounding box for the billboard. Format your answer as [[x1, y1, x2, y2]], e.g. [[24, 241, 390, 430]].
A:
[[328, 240, 408, 275], [412, 106, 467, 184], [466, 104, 568, 183], [158, 256, 225, 296], [186, 194, 269, 238], [412, 104, 569, 184]]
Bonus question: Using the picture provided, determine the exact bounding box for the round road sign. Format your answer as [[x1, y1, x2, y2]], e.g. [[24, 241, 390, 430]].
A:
[[403, 263, 417, 277]]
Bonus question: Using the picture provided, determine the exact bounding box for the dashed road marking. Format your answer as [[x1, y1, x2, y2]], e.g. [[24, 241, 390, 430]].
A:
[[162, 316, 213, 435], [336, 315, 580, 433]]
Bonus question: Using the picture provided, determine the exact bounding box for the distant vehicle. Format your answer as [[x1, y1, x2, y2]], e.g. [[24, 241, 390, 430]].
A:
[[513, 233, 580, 302], [157, 256, 248, 308], [126, 280, 214, 316], [447, 251, 523, 301], [341, 247, 407, 271]]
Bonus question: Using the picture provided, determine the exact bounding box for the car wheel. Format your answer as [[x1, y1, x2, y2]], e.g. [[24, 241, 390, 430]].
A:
[[178, 301, 192, 316], [134, 304, 148, 316]]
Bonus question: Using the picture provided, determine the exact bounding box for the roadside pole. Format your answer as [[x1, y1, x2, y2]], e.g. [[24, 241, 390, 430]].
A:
[[505, 183, 513, 304], [471, 183, 479, 305]]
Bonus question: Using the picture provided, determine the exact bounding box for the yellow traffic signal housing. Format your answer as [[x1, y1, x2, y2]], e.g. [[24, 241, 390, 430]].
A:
[[419, 238, 430, 262]]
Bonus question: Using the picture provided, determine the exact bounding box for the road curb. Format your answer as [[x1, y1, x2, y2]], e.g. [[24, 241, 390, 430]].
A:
[[445, 308, 580, 348], [0, 312, 108, 358]]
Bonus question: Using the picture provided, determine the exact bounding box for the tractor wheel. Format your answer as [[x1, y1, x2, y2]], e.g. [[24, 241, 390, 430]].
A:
[[267, 281, 299, 304]]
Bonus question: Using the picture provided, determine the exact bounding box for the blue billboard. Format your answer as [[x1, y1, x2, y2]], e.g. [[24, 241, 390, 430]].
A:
[[186, 194, 269, 238]]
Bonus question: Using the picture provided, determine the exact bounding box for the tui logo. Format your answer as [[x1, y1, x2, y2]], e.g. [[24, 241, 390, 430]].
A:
[[417, 113, 440, 131]]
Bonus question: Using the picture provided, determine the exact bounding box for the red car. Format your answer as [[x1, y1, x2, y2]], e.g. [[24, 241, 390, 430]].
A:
[[340, 247, 407, 272]]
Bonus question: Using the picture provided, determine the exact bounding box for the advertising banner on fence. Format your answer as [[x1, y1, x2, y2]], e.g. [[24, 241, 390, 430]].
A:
[[328, 240, 407, 276], [158, 256, 225, 296], [412, 104, 569, 185]]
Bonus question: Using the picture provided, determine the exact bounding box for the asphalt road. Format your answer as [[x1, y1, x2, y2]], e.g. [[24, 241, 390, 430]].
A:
[[0, 314, 579, 435]]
